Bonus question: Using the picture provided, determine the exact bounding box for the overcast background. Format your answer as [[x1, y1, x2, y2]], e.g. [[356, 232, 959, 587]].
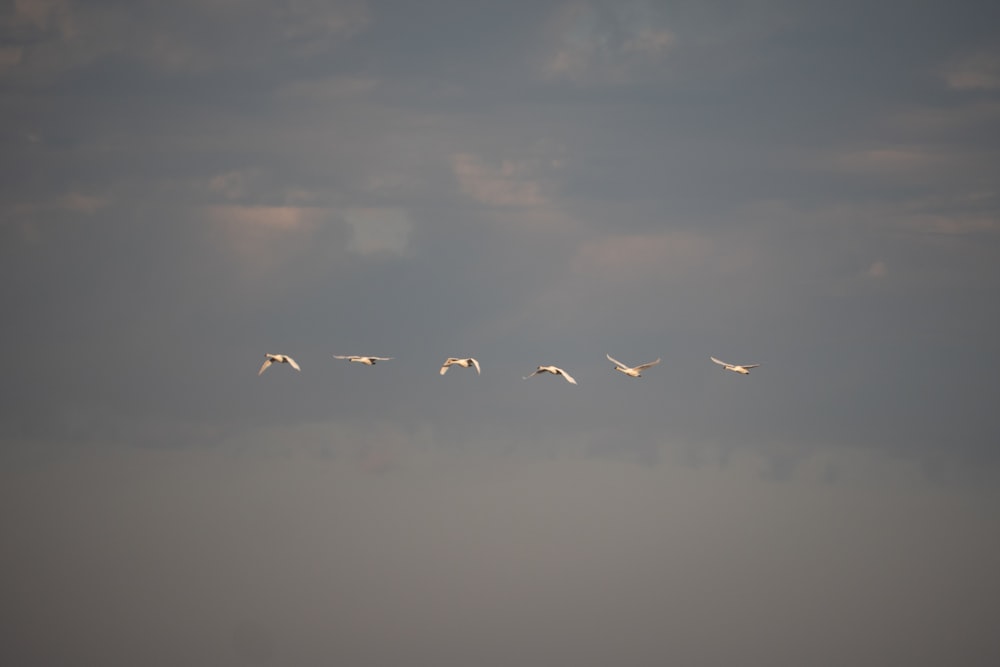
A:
[[2, 1, 1000, 665]]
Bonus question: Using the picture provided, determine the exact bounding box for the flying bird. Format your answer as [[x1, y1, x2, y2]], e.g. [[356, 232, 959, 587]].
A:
[[523, 365, 578, 385], [440, 357, 481, 375], [606, 353, 661, 378], [258, 353, 301, 376], [710, 356, 760, 375], [332, 355, 393, 365]]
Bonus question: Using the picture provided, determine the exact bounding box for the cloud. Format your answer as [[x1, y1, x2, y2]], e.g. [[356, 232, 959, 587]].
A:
[[0, 0, 370, 80], [277, 0, 370, 50], [824, 145, 993, 188], [0, 46, 22, 69], [892, 102, 1000, 134], [541, 1, 674, 85], [865, 260, 887, 279], [571, 231, 714, 277], [898, 214, 1000, 236], [56, 192, 107, 214], [206, 204, 319, 231], [277, 75, 379, 102], [5, 0, 75, 34], [343, 207, 412, 257], [490, 229, 726, 340], [204, 204, 331, 273], [207, 169, 268, 202], [832, 147, 940, 174], [452, 153, 547, 208], [942, 49, 1000, 91], [2, 191, 109, 234]]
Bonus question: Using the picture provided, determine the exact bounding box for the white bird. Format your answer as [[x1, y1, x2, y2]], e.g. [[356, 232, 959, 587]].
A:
[[440, 357, 481, 375], [332, 355, 394, 365], [606, 353, 661, 378], [258, 353, 301, 376], [523, 365, 578, 385], [710, 356, 760, 375]]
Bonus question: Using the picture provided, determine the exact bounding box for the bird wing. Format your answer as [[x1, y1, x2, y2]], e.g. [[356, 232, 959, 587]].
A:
[[606, 353, 628, 368], [741, 363, 760, 369], [258, 359, 273, 375], [286, 357, 301, 371], [635, 358, 661, 371], [470, 358, 481, 375], [440, 359, 454, 375], [557, 368, 578, 385], [371, 356, 393, 361], [332, 355, 353, 360], [523, 369, 542, 380], [710, 356, 729, 367]]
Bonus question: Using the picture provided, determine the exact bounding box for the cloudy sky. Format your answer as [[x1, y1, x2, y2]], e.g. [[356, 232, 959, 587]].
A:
[[3, 0, 1000, 664]]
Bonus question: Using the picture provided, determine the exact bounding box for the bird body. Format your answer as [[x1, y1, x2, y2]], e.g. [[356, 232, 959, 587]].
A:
[[523, 365, 578, 385], [606, 354, 660, 378], [440, 357, 481, 375], [258, 353, 301, 375], [710, 356, 759, 375], [333, 355, 393, 365]]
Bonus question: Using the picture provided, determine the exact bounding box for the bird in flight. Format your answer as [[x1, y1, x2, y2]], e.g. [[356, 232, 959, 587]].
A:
[[606, 354, 661, 378], [333, 355, 394, 365], [523, 365, 578, 385], [258, 353, 301, 376], [440, 357, 481, 375], [710, 356, 760, 375]]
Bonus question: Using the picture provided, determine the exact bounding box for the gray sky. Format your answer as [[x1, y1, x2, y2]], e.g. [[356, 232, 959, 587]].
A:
[[2, 1, 1000, 665]]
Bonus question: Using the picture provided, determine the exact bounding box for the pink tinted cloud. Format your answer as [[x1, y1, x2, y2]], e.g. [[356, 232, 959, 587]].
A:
[[204, 204, 329, 276], [452, 153, 546, 208]]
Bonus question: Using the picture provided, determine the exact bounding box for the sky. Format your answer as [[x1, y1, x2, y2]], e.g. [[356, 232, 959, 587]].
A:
[[2, 0, 1000, 665]]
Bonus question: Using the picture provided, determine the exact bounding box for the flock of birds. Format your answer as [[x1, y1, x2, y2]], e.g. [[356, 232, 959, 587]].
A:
[[258, 352, 760, 381]]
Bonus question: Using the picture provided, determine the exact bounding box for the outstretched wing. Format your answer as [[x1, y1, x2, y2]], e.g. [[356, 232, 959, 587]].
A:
[[469, 358, 481, 375], [371, 356, 394, 361], [741, 363, 760, 369], [606, 353, 627, 369], [440, 358, 455, 375], [635, 358, 661, 371], [710, 356, 729, 367], [523, 368, 542, 380], [258, 359, 273, 375], [286, 357, 301, 371], [332, 355, 353, 360], [558, 369, 578, 385]]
